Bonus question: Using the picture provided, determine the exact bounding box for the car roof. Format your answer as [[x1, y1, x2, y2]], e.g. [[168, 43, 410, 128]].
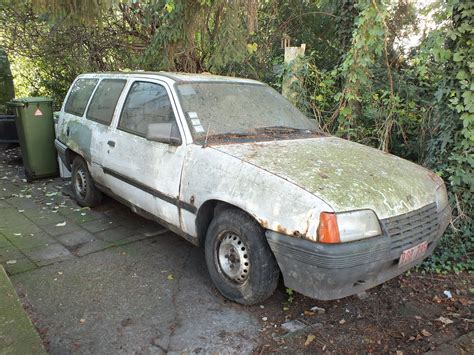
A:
[[78, 71, 263, 85]]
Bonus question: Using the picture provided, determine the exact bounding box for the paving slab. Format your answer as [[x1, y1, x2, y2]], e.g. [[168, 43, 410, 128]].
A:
[[81, 218, 117, 233], [0, 246, 24, 263], [41, 221, 82, 237], [5, 232, 56, 250], [0, 234, 12, 248], [22, 243, 73, 266], [72, 239, 112, 257], [3, 257, 37, 275], [94, 226, 136, 242], [0, 266, 46, 354], [54, 230, 96, 248]]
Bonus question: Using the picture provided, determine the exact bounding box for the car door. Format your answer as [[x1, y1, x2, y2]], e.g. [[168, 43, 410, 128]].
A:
[[100, 79, 186, 228], [82, 78, 127, 184]]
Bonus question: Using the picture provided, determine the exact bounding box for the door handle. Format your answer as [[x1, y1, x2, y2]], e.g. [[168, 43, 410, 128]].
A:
[[107, 140, 116, 147]]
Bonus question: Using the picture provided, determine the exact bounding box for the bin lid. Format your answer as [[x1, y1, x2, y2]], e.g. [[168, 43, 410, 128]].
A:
[[7, 97, 53, 106]]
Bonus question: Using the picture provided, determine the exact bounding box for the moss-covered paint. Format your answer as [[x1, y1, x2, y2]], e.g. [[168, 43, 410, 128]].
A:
[[213, 137, 443, 219], [59, 118, 92, 162]]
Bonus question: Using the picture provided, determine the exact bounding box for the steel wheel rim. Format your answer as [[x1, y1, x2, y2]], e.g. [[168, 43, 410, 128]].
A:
[[74, 167, 87, 198], [216, 231, 250, 284]]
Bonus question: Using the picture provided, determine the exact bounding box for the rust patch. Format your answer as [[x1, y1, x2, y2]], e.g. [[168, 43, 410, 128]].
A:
[[426, 170, 441, 183], [258, 219, 269, 228], [276, 224, 290, 235]]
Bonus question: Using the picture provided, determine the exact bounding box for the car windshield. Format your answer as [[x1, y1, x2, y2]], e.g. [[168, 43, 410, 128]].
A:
[[176, 82, 320, 141]]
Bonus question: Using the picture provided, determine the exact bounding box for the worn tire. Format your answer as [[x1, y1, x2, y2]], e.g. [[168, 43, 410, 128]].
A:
[[71, 156, 102, 207], [205, 208, 280, 305]]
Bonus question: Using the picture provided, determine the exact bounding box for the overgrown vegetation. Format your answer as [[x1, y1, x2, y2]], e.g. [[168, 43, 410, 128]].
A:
[[0, 0, 471, 272]]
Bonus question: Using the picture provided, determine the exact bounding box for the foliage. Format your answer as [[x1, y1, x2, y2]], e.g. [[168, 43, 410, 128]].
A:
[[0, 0, 471, 271], [418, 0, 473, 273], [0, 47, 14, 112]]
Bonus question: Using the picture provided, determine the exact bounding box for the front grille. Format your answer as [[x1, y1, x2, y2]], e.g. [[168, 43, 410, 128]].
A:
[[381, 202, 439, 256]]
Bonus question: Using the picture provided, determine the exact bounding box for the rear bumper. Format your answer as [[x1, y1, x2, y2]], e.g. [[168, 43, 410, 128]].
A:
[[54, 139, 69, 168], [266, 206, 451, 300]]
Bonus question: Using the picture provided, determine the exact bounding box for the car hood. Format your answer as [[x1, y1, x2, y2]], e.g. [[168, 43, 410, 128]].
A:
[[211, 137, 442, 219]]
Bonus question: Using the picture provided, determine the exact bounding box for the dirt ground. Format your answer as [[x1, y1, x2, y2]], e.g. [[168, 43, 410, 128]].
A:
[[252, 272, 473, 354]]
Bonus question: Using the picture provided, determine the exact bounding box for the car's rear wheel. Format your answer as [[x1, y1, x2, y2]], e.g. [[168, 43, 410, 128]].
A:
[[204, 208, 280, 305], [71, 156, 102, 207]]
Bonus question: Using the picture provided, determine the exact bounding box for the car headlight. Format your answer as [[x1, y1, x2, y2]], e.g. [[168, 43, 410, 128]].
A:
[[435, 184, 449, 212], [318, 210, 382, 243]]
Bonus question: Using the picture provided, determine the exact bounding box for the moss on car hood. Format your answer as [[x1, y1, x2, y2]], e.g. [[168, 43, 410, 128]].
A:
[[212, 136, 443, 219]]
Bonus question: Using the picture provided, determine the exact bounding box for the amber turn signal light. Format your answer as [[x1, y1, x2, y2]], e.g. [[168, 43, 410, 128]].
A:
[[318, 212, 340, 243]]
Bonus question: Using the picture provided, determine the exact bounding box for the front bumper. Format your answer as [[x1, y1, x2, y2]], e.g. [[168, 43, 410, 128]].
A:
[[266, 204, 451, 300]]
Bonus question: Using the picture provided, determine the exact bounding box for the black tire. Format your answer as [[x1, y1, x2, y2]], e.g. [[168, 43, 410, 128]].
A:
[[71, 156, 102, 207], [205, 208, 280, 305]]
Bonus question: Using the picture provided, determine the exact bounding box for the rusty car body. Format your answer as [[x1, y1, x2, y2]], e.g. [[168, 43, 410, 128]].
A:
[[55, 72, 451, 304]]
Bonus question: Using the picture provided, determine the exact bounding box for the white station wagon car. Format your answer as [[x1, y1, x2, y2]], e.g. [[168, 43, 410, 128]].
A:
[[55, 72, 451, 305]]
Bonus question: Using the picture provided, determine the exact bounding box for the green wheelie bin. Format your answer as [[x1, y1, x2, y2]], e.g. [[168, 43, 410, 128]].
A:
[[8, 97, 58, 181]]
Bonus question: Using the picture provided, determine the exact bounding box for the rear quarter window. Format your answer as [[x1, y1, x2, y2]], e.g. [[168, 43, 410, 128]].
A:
[[64, 78, 98, 116], [86, 79, 126, 125]]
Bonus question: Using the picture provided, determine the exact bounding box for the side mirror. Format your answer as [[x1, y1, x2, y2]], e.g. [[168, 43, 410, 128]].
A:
[[146, 122, 182, 146]]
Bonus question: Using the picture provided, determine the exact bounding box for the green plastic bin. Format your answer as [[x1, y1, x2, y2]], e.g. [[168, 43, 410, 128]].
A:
[[8, 97, 58, 181]]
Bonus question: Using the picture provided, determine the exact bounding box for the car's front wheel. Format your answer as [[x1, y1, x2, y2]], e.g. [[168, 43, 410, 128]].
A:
[[204, 208, 280, 305], [71, 156, 102, 207]]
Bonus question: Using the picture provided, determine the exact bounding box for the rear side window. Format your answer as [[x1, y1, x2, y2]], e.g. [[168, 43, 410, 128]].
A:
[[86, 79, 126, 125], [119, 81, 176, 137], [64, 78, 98, 116]]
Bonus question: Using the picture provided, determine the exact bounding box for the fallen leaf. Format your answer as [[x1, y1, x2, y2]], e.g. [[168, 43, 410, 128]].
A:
[[436, 317, 453, 325], [421, 329, 432, 337], [310, 306, 326, 314], [55, 221, 67, 227], [304, 310, 316, 316], [433, 295, 442, 303], [458, 297, 472, 306], [304, 334, 316, 346]]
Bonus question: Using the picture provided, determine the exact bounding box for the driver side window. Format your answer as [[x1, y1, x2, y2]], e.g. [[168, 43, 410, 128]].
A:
[[119, 81, 177, 137]]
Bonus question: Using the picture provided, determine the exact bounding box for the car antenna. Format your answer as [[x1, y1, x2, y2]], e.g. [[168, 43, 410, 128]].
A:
[[203, 122, 212, 148]]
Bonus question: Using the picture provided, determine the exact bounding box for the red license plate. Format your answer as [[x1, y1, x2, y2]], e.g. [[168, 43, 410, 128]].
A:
[[399, 241, 428, 267]]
